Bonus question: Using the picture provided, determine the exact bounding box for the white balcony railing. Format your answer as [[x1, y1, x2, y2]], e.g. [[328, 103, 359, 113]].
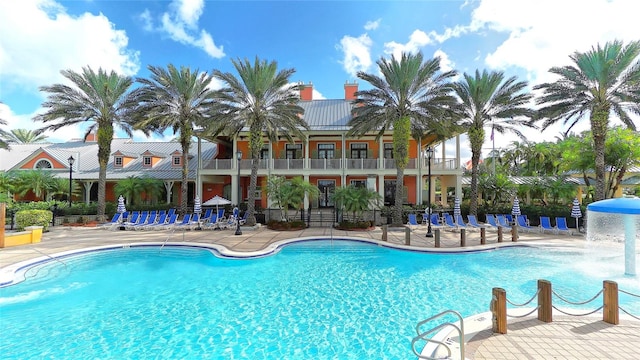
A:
[[201, 157, 460, 171]]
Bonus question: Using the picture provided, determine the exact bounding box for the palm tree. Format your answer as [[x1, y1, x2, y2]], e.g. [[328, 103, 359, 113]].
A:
[[129, 64, 217, 214], [14, 170, 58, 200], [348, 52, 458, 225], [205, 57, 308, 226], [534, 40, 640, 201], [33, 67, 139, 220], [0, 118, 9, 150], [452, 69, 535, 216], [114, 176, 143, 206], [5, 129, 48, 144]]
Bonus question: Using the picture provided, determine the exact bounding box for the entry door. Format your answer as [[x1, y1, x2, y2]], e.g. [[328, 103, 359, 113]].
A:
[[317, 180, 336, 208]]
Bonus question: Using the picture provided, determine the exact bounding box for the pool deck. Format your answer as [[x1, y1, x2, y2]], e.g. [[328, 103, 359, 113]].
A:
[[1, 224, 639, 359]]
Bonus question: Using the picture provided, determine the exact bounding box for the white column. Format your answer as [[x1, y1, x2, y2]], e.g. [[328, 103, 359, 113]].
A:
[[83, 181, 94, 205], [305, 134, 310, 169], [304, 174, 310, 209], [378, 137, 384, 169], [455, 134, 461, 169], [197, 137, 202, 198], [378, 175, 385, 202], [417, 138, 423, 205], [231, 176, 239, 205], [164, 181, 174, 204]]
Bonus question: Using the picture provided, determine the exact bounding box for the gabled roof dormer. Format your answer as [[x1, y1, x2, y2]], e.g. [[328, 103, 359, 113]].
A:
[[112, 150, 138, 168], [141, 150, 166, 168], [171, 150, 182, 168]]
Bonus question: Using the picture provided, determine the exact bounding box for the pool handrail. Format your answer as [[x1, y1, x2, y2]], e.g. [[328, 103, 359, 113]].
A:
[[412, 309, 465, 360]]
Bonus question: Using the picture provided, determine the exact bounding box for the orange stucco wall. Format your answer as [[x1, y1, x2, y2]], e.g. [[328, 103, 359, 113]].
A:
[[21, 152, 67, 169]]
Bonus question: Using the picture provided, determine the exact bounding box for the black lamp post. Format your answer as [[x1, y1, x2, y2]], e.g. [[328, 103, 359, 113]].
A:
[[67, 155, 75, 207], [425, 147, 434, 238], [235, 150, 242, 236]]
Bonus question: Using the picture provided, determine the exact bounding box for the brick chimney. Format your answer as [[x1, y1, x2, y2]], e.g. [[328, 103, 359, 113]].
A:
[[85, 129, 97, 142], [344, 81, 358, 100], [299, 81, 313, 101]]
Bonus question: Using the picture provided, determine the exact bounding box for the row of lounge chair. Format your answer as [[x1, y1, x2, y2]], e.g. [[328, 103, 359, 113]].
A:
[[407, 213, 575, 234], [99, 208, 247, 231]]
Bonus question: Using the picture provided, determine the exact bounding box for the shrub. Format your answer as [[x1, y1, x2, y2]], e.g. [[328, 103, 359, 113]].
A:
[[15, 209, 52, 231], [267, 220, 306, 230]]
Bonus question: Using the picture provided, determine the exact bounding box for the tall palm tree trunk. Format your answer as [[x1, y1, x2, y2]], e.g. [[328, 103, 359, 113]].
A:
[[468, 126, 484, 216], [180, 138, 190, 215], [96, 125, 114, 222], [590, 106, 609, 201], [246, 128, 262, 226], [393, 167, 405, 225]]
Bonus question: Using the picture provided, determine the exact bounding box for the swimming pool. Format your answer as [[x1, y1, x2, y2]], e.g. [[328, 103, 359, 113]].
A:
[[1, 240, 639, 359]]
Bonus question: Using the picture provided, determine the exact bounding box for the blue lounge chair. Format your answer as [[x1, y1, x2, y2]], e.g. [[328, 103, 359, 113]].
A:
[[555, 217, 572, 235], [202, 208, 213, 222], [99, 213, 122, 230], [144, 213, 167, 230], [155, 214, 178, 230], [455, 214, 469, 228], [126, 212, 148, 230], [466, 215, 485, 228], [442, 213, 458, 230], [190, 213, 201, 230], [132, 213, 157, 231], [505, 214, 514, 225], [485, 214, 499, 229], [407, 214, 420, 230], [217, 209, 225, 220], [172, 214, 192, 230], [422, 213, 429, 224], [539, 216, 556, 234], [496, 215, 512, 230], [238, 211, 248, 226], [430, 213, 440, 227], [123, 212, 140, 226], [516, 215, 537, 233]]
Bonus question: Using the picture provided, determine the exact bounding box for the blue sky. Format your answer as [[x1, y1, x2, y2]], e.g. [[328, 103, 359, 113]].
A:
[[0, 0, 637, 161]]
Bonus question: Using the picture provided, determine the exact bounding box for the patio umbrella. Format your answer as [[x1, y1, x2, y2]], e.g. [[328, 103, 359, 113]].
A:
[[453, 197, 461, 219], [571, 198, 582, 232], [203, 195, 232, 216], [194, 196, 202, 215], [193, 195, 202, 230], [117, 195, 126, 219], [511, 197, 521, 217]]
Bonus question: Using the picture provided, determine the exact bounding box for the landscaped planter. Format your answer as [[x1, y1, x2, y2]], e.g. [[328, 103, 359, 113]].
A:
[[0, 226, 43, 248]]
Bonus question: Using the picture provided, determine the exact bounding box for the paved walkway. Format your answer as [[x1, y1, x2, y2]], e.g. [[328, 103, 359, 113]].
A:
[[2, 224, 639, 359]]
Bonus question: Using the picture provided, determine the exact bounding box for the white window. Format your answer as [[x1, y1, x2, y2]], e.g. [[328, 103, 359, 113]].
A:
[[114, 157, 123, 167], [172, 156, 181, 166], [143, 156, 152, 167], [34, 159, 52, 169]]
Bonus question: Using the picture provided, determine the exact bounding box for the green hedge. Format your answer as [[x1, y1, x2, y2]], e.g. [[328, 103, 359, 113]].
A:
[[15, 209, 52, 231]]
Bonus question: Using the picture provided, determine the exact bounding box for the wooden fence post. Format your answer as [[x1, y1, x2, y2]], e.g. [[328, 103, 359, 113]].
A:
[[382, 225, 388, 242], [511, 226, 518, 242], [460, 228, 466, 247], [405, 227, 411, 245], [434, 229, 440, 248], [497, 227, 503, 242], [538, 279, 552, 323], [492, 287, 507, 334], [480, 227, 486, 245], [603, 280, 619, 325]]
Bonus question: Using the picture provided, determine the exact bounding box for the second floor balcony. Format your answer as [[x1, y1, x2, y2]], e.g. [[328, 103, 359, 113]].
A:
[[203, 157, 460, 172]]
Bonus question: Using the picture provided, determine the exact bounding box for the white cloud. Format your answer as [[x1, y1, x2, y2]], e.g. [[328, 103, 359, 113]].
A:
[[339, 34, 373, 77], [173, 0, 204, 28], [464, 0, 638, 85], [0, 0, 140, 93], [433, 49, 455, 73], [364, 18, 381, 31], [312, 89, 326, 100], [147, 0, 224, 59], [384, 30, 432, 59]]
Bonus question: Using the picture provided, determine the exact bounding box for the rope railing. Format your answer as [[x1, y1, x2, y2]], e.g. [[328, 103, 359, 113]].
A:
[[506, 288, 540, 307], [491, 279, 640, 335], [552, 288, 603, 305]]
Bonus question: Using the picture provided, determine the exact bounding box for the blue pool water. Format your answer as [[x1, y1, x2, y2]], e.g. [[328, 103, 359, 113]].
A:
[[1, 240, 639, 359]]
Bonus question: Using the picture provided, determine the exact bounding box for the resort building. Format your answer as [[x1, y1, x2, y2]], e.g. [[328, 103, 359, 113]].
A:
[[1, 82, 470, 208]]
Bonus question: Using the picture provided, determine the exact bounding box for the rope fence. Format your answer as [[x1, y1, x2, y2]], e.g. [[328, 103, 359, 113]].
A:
[[490, 279, 640, 334]]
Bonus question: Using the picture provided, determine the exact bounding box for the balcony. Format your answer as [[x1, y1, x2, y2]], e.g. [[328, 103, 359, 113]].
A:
[[201, 157, 460, 172]]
